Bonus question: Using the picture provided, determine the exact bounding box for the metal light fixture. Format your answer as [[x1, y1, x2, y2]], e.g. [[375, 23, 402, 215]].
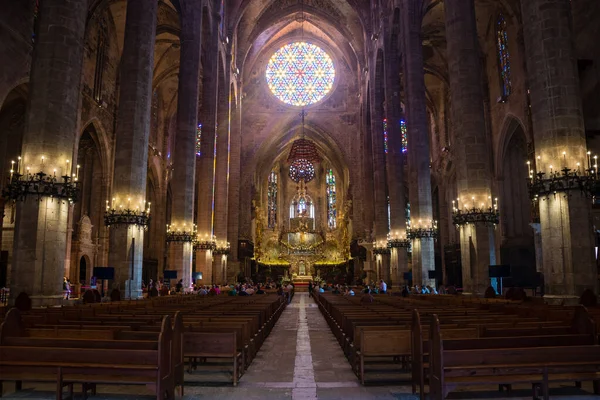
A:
[[166, 223, 196, 243], [194, 235, 217, 251], [407, 220, 440, 239], [3, 156, 79, 203], [527, 151, 600, 200], [452, 197, 499, 227], [104, 198, 151, 229]]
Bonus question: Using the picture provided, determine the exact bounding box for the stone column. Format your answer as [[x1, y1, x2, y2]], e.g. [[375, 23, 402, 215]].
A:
[[445, 0, 496, 294], [227, 89, 241, 283], [108, 0, 157, 299], [402, 0, 435, 287], [522, 0, 597, 300], [167, 0, 202, 289], [370, 56, 391, 282], [213, 55, 231, 285], [9, 0, 87, 306], [195, 15, 219, 285], [384, 28, 408, 289]]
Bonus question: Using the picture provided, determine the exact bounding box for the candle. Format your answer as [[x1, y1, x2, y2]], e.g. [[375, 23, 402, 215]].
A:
[[53, 169, 56, 178], [41, 156, 44, 167], [65, 159, 70, 176], [76, 165, 80, 180], [562, 152, 566, 167], [16, 156, 21, 174], [549, 165, 553, 174], [588, 151, 592, 169]]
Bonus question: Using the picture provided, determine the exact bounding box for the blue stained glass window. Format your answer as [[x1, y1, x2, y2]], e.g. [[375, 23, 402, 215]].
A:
[[326, 169, 337, 229], [196, 124, 202, 156], [383, 118, 388, 154], [496, 14, 512, 98], [266, 42, 335, 107], [401, 119, 408, 153]]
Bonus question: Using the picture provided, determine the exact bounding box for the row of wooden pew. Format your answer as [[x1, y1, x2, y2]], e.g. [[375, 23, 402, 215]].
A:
[[315, 292, 600, 400], [0, 293, 287, 399]]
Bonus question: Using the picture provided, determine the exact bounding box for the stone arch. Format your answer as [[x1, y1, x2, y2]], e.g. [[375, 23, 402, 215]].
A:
[[497, 116, 532, 249]]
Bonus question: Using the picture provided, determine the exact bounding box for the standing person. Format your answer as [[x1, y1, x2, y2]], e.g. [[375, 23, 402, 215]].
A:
[[308, 281, 313, 296], [379, 279, 387, 294], [176, 279, 183, 293]]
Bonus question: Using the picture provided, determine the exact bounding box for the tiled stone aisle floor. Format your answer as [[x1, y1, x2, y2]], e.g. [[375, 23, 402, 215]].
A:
[[2, 293, 600, 399]]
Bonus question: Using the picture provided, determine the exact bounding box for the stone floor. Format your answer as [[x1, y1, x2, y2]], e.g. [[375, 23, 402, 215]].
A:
[[2, 293, 600, 399]]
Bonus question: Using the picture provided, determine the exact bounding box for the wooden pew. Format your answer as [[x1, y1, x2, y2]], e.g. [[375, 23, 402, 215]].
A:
[[0, 308, 175, 400], [428, 313, 600, 400], [183, 331, 243, 386]]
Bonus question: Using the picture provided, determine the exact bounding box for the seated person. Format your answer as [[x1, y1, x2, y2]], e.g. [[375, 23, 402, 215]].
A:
[[228, 286, 238, 296], [198, 286, 208, 295], [256, 285, 265, 294]]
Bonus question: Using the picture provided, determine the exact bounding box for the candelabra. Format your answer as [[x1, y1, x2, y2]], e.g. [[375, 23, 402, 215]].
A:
[[213, 241, 231, 255], [452, 197, 499, 226], [527, 151, 600, 200], [166, 224, 196, 243], [3, 157, 80, 203], [195, 235, 217, 251], [406, 220, 439, 239], [386, 232, 411, 248], [104, 198, 151, 229], [373, 240, 391, 255]]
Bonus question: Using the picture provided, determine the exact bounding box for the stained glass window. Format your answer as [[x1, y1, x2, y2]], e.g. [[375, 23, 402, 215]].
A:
[[196, 123, 202, 156], [326, 169, 337, 229], [268, 171, 278, 228], [401, 119, 408, 153], [266, 42, 335, 107], [383, 118, 389, 154], [289, 159, 315, 183], [496, 14, 511, 99], [94, 18, 108, 103], [32, 0, 40, 43]]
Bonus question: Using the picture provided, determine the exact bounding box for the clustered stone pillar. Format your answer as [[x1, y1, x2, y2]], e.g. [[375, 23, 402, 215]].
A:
[[384, 38, 408, 289], [10, 0, 88, 306], [402, 0, 435, 287], [195, 16, 219, 285], [167, 0, 202, 290], [370, 58, 391, 284], [227, 92, 242, 283], [212, 61, 231, 285], [445, 0, 496, 294], [108, 0, 158, 298], [521, 0, 597, 300]]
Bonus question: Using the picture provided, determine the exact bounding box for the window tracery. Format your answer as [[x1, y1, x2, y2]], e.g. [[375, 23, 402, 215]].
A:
[[496, 14, 512, 99], [326, 169, 336, 229], [266, 42, 335, 107], [268, 170, 278, 228]]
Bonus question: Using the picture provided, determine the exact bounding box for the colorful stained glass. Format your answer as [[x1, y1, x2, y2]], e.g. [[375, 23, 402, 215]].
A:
[[266, 42, 335, 107], [32, 0, 40, 43], [326, 169, 337, 229], [196, 123, 202, 156], [401, 119, 408, 153], [383, 118, 389, 154], [496, 14, 511, 98], [268, 171, 278, 228], [289, 159, 315, 183]]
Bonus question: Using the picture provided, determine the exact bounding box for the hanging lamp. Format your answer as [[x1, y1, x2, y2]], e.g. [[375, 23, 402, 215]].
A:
[[287, 109, 321, 164]]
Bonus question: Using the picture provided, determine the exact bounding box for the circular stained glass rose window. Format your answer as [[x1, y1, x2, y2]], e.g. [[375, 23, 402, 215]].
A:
[[266, 42, 336, 107], [289, 159, 316, 183]]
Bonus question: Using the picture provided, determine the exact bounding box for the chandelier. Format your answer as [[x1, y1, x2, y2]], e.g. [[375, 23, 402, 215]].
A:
[[452, 197, 499, 226], [104, 198, 151, 229], [527, 152, 600, 200], [289, 159, 315, 183], [3, 157, 79, 203], [166, 223, 196, 243], [287, 109, 321, 164], [407, 220, 439, 239]]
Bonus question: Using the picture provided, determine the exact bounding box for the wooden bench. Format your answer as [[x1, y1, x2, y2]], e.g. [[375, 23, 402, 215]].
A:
[[183, 331, 243, 386], [428, 313, 600, 400], [0, 308, 175, 400]]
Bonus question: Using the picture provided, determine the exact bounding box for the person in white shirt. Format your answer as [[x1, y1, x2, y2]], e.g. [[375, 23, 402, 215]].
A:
[[379, 279, 387, 294]]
